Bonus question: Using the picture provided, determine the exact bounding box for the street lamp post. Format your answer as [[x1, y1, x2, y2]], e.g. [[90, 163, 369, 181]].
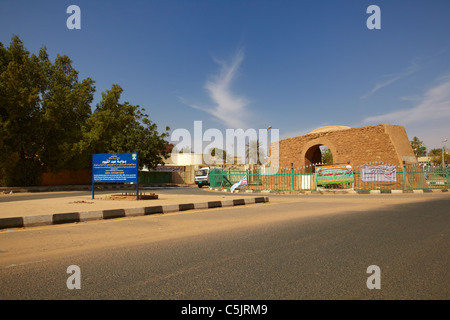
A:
[[267, 126, 272, 162], [442, 139, 448, 168]]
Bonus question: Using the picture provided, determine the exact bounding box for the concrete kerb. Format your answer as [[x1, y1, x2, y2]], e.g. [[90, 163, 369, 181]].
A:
[[0, 196, 269, 230], [80, 210, 103, 222], [209, 187, 449, 195], [24, 215, 53, 228]]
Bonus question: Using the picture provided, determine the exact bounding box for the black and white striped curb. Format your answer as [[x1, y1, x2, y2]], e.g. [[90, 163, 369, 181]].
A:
[[212, 188, 448, 195], [351, 189, 448, 194], [0, 196, 269, 230]]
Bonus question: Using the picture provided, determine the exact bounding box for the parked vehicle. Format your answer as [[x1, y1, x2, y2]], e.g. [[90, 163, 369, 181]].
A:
[[195, 167, 222, 188]]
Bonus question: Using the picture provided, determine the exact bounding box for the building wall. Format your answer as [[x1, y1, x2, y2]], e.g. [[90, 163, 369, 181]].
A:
[[40, 169, 92, 186], [277, 124, 417, 168], [171, 165, 199, 184]]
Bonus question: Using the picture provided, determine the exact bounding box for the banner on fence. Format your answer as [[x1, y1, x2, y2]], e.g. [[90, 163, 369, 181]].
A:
[[230, 175, 248, 192], [316, 164, 353, 185], [361, 165, 397, 182]]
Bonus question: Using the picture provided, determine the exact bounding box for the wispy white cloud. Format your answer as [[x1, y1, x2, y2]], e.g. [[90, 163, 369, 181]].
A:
[[361, 61, 419, 99], [185, 48, 250, 129], [363, 76, 450, 124], [399, 95, 421, 102]]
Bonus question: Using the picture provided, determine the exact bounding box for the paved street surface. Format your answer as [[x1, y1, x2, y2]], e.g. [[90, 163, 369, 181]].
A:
[[0, 189, 449, 302]]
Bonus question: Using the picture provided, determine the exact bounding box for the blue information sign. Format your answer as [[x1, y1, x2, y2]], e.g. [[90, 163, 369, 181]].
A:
[[93, 153, 138, 182], [92, 153, 139, 199]]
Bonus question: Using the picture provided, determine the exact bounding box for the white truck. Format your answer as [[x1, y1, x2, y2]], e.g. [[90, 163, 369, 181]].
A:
[[194, 167, 222, 188]]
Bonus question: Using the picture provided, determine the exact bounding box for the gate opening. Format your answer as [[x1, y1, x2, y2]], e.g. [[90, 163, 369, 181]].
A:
[[305, 144, 333, 166]]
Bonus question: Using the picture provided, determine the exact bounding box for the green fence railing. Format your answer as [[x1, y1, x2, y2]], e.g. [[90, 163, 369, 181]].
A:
[[210, 167, 315, 192], [139, 171, 172, 184], [210, 164, 450, 192], [353, 163, 450, 191]]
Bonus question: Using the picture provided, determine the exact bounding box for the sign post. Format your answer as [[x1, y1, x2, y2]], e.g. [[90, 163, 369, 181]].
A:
[[92, 153, 139, 200]]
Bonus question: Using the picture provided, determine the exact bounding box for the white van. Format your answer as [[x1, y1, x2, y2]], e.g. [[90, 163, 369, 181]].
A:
[[195, 167, 222, 188]]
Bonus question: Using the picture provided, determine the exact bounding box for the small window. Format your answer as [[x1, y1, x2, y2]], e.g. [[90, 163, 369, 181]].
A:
[[195, 169, 208, 177]]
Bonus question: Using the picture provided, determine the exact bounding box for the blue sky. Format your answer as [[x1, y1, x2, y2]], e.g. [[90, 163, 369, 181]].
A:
[[1, 0, 450, 151]]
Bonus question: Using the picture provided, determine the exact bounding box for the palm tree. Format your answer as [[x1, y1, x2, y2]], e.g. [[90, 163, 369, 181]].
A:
[[245, 140, 266, 165], [410, 136, 427, 157]]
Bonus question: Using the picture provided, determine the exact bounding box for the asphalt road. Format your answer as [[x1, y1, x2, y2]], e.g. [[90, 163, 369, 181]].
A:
[[1, 193, 449, 302]]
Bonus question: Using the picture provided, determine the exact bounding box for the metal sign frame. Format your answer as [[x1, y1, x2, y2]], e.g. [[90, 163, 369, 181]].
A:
[[92, 152, 139, 200]]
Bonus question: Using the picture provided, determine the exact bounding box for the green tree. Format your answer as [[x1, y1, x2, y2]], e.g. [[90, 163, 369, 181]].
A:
[[38, 51, 96, 172], [0, 36, 96, 186], [246, 140, 266, 165], [428, 148, 449, 165], [76, 84, 170, 170], [207, 147, 229, 164], [321, 147, 333, 164], [0, 36, 45, 186], [410, 136, 427, 157], [0, 36, 170, 186]]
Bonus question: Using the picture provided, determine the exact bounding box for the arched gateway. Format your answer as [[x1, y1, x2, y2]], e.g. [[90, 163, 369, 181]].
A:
[[277, 124, 417, 168]]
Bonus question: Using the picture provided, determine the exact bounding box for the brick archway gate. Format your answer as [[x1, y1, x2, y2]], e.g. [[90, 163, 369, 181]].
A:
[[303, 138, 339, 167], [277, 124, 417, 168], [304, 144, 322, 165]]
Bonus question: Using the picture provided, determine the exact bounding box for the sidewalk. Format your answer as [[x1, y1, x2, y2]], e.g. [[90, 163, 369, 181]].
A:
[[0, 186, 269, 229]]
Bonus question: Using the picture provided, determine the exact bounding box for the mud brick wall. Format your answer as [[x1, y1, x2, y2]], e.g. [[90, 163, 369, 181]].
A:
[[277, 124, 417, 168], [41, 169, 92, 186]]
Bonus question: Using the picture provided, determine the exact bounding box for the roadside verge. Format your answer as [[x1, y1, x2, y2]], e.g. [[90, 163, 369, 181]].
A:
[[0, 196, 269, 230]]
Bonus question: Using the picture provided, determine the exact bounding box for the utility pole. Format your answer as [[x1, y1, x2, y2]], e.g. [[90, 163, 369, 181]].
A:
[[442, 139, 448, 168]]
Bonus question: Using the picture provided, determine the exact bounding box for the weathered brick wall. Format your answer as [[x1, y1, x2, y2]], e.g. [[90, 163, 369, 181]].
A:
[[41, 169, 92, 186], [277, 124, 417, 168]]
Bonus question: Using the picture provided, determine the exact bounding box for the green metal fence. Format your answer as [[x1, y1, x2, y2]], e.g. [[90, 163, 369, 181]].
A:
[[139, 171, 172, 184], [210, 166, 316, 192], [210, 164, 450, 192], [353, 163, 450, 191]]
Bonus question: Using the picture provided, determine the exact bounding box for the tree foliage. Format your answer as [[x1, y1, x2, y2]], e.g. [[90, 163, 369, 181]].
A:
[[0, 36, 170, 186], [428, 148, 450, 165], [207, 147, 230, 164], [75, 84, 170, 169], [0, 36, 46, 185], [321, 147, 333, 165], [245, 140, 266, 165], [410, 136, 427, 158]]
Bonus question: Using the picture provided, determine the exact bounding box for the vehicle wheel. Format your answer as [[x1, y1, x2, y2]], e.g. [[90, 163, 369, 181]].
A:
[[198, 184, 202, 188]]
